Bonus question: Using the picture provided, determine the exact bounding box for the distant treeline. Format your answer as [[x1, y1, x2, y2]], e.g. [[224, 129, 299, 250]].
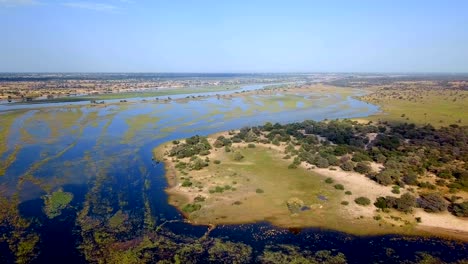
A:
[[328, 74, 468, 87], [0, 73, 299, 82]]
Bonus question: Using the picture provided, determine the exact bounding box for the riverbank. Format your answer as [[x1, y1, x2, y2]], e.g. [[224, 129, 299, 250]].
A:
[[154, 130, 468, 241]]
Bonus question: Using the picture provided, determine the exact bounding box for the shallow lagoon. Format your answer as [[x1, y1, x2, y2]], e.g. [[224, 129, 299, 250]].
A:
[[0, 84, 466, 263]]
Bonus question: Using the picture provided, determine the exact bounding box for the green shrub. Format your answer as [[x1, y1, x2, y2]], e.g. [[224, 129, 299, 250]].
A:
[[450, 202, 468, 217], [256, 188, 264, 194], [354, 162, 371, 174], [200, 150, 211, 156], [334, 184, 345, 190], [247, 143, 256, 148], [315, 157, 329, 168], [181, 180, 193, 187], [340, 161, 354, 171], [194, 196, 206, 202], [325, 178, 334, 184], [355, 197, 371, 206], [213, 160, 221, 164], [345, 191, 352, 195], [341, 201, 349, 205], [182, 203, 201, 213], [418, 193, 448, 213], [391, 186, 400, 194], [396, 193, 416, 213]]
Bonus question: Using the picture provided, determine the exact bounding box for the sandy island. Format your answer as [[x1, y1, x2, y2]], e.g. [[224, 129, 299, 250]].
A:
[[154, 131, 468, 241]]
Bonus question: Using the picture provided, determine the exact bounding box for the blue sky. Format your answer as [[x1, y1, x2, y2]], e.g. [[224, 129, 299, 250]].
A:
[[1, 0, 467, 72]]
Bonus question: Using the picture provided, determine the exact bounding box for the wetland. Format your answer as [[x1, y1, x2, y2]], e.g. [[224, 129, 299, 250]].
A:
[[1, 80, 467, 263]]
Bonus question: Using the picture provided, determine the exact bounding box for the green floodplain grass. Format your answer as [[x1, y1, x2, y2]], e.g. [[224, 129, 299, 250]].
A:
[[359, 89, 468, 127], [156, 142, 417, 236]]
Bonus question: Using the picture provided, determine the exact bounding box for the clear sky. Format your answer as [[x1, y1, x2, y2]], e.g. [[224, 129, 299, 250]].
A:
[[1, 0, 467, 73]]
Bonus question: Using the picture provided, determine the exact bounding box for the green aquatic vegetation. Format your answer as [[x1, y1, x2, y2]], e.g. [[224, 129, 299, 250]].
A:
[[108, 210, 128, 229], [0, 110, 27, 158], [14, 234, 40, 264], [23, 141, 78, 179], [43, 189, 73, 218], [0, 194, 40, 264], [0, 145, 21, 176], [208, 239, 252, 264], [259, 245, 346, 264], [122, 113, 160, 143]]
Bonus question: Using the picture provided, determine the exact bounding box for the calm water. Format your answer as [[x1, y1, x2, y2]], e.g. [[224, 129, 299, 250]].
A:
[[0, 84, 466, 263]]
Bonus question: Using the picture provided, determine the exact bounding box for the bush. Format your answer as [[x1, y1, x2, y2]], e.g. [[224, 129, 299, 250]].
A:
[[351, 152, 371, 162], [418, 181, 436, 190], [194, 196, 206, 202], [340, 161, 354, 171], [213, 160, 221, 164], [374, 194, 415, 213], [256, 188, 264, 194], [334, 184, 344, 190], [315, 157, 329, 168], [355, 197, 371, 206], [418, 193, 448, 213], [375, 170, 397, 186], [247, 143, 256, 148], [181, 180, 193, 187], [182, 203, 201, 213], [190, 158, 208, 170], [233, 151, 244, 161], [403, 172, 419, 185], [345, 191, 352, 195], [199, 150, 211, 156], [325, 178, 334, 184], [341, 201, 349, 205], [354, 162, 371, 174], [392, 186, 400, 194], [396, 193, 416, 213], [374, 197, 388, 209], [449, 202, 468, 217], [288, 163, 297, 169]]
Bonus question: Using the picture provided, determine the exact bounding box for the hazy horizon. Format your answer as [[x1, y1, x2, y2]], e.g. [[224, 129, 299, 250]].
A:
[[2, 0, 468, 73]]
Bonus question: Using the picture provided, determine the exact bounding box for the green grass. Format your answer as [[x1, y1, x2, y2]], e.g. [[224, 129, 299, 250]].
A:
[[164, 143, 348, 229], [360, 89, 468, 126]]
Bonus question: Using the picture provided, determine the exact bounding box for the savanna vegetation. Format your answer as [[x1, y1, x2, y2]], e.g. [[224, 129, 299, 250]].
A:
[[159, 119, 468, 230]]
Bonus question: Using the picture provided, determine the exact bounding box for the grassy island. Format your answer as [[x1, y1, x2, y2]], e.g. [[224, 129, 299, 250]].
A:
[[155, 120, 468, 240]]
